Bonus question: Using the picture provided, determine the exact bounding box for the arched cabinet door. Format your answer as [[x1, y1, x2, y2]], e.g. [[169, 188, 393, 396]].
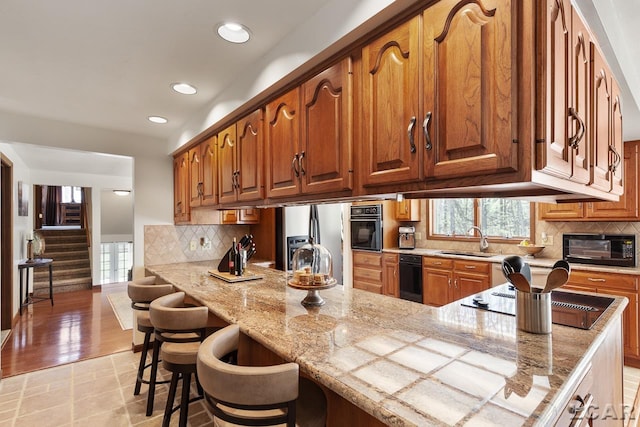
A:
[[300, 57, 353, 195], [217, 124, 237, 204], [188, 146, 201, 207], [423, 0, 518, 180], [361, 16, 421, 187], [237, 109, 264, 202], [265, 88, 301, 198], [200, 135, 217, 206]]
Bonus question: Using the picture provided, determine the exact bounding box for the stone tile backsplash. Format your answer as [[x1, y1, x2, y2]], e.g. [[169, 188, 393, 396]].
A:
[[144, 224, 250, 266]]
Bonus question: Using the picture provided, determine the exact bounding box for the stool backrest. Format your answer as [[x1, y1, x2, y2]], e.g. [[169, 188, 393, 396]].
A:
[[197, 324, 299, 426], [149, 292, 208, 343], [127, 277, 174, 311]]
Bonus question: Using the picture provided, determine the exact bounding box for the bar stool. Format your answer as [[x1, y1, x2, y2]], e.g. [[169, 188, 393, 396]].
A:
[[197, 324, 327, 427], [150, 291, 209, 427], [126, 276, 175, 416]]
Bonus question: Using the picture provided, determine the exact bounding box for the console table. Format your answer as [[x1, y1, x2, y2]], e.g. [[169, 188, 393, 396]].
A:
[[18, 258, 53, 314]]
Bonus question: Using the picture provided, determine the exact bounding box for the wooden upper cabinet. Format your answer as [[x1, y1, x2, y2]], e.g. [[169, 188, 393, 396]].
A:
[[423, 0, 518, 180], [586, 141, 639, 220], [538, 202, 583, 220], [218, 123, 237, 204], [591, 45, 613, 193], [538, 0, 590, 183], [173, 152, 190, 223], [611, 80, 624, 196], [300, 58, 353, 195], [199, 136, 217, 207], [218, 109, 264, 205], [189, 146, 202, 207], [361, 17, 421, 186], [265, 88, 301, 198], [236, 109, 264, 202]]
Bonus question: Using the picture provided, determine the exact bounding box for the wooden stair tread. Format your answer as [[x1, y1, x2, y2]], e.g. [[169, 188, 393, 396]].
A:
[[34, 228, 92, 293]]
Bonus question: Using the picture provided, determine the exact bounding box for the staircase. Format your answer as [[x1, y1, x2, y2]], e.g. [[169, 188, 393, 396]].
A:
[[33, 229, 92, 295]]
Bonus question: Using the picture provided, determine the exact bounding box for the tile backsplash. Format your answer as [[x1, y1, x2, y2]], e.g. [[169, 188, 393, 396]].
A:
[[144, 224, 250, 266]]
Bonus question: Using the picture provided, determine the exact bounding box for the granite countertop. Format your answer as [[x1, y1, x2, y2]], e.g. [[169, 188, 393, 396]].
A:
[[146, 261, 627, 426], [384, 247, 640, 275]]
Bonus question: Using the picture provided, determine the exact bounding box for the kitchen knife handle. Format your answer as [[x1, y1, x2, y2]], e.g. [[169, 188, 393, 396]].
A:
[[408, 116, 417, 154], [423, 111, 432, 151]]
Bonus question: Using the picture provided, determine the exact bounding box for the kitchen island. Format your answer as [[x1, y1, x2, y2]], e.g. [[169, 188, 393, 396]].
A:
[[146, 261, 627, 426]]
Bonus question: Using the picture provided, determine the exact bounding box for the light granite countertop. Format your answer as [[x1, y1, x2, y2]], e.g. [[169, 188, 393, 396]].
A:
[[146, 261, 627, 426]]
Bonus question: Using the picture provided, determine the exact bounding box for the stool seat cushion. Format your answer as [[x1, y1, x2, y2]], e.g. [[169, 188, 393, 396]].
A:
[[161, 341, 200, 366]]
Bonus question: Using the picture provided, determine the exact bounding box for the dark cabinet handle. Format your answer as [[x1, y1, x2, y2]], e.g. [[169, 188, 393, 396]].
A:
[[609, 145, 621, 173], [292, 154, 300, 178], [235, 170, 241, 189], [423, 112, 432, 151], [299, 151, 306, 176], [568, 107, 585, 149], [408, 116, 417, 154]]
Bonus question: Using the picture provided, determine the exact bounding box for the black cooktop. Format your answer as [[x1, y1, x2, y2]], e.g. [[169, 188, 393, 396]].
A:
[[460, 284, 615, 330]]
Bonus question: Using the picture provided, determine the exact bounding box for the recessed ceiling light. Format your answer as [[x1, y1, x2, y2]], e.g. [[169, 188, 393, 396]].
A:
[[217, 22, 250, 44], [171, 82, 197, 95], [148, 116, 168, 124]]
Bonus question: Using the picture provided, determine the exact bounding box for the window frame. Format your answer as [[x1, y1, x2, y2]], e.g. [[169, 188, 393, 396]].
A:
[[427, 199, 535, 244]]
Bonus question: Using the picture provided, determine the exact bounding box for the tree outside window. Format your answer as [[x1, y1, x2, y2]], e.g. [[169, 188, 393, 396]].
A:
[[431, 198, 531, 240]]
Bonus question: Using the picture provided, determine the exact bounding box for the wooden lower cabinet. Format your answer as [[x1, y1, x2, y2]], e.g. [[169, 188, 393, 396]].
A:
[[353, 251, 383, 294], [423, 257, 490, 306], [382, 253, 399, 297], [553, 315, 624, 426], [562, 269, 639, 367]]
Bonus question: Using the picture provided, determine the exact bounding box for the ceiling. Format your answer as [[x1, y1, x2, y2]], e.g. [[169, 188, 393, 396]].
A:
[[1, 0, 639, 168]]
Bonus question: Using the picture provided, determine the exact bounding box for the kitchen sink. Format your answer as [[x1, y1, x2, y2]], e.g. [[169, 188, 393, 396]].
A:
[[437, 250, 496, 258]]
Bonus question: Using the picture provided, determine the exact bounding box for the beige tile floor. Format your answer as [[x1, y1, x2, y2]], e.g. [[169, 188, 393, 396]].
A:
[[0, 350, 638, 426], [0, 351, 213, 427]]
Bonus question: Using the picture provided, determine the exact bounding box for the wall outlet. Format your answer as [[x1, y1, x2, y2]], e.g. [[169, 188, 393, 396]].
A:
[[189, 240, 197, 251], [540, 232, 553, 246], [200, 237, 212, 249]]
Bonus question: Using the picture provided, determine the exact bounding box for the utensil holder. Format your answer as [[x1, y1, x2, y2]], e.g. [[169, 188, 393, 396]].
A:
[[516, 290, 552, 334]]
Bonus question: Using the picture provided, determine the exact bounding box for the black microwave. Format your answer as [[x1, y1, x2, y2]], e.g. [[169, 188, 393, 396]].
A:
[[563, 234, 636, 267]]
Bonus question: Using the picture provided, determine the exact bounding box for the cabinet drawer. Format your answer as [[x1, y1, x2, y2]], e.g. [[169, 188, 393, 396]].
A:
[[453, 260, 490, 274], [569, 270, 637, 291], [354, 266, 382, 283], [353, 280, 383, 294], [423, 256, 453, 269], [353, 251, 383, 268]]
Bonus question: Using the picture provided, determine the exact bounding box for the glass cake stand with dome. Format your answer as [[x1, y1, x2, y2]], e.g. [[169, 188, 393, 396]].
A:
[[288, 240, 337, 307]]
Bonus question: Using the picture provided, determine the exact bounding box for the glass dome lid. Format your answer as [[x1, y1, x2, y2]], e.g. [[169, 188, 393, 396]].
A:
[[291, 241, 333, 286]]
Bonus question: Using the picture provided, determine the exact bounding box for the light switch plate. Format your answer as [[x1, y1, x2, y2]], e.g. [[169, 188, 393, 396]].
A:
[[189, 240, 197, 251]]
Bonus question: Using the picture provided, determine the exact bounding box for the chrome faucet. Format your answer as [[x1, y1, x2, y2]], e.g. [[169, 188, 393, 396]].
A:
[[467, 226, 489, 252]]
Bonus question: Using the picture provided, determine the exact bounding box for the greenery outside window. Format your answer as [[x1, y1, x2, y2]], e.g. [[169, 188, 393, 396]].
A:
[[430, 198, 532, 242]]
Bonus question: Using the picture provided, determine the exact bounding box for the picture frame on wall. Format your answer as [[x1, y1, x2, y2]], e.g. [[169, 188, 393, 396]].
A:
[[18, 180, 28, 216]]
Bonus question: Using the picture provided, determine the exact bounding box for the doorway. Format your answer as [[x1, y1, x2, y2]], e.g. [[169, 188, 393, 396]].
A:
[[1, 155, 13, 340]]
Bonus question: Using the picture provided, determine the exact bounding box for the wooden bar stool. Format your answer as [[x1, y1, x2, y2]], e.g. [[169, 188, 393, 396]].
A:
[[197, 324, 327, 427], [126, 276, 175, 415], [150, 291, 209, 427]]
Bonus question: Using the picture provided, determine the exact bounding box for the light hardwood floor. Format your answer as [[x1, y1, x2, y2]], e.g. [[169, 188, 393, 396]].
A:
[[1, 282, 132, 377]]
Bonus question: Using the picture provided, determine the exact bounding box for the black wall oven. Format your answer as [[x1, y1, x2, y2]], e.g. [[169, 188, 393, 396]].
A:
[[350, 204, 382, 252]]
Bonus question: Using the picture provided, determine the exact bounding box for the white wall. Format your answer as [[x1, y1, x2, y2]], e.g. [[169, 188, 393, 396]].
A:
[[0, 143, 33, 320], [101, 189, 133, 238]]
